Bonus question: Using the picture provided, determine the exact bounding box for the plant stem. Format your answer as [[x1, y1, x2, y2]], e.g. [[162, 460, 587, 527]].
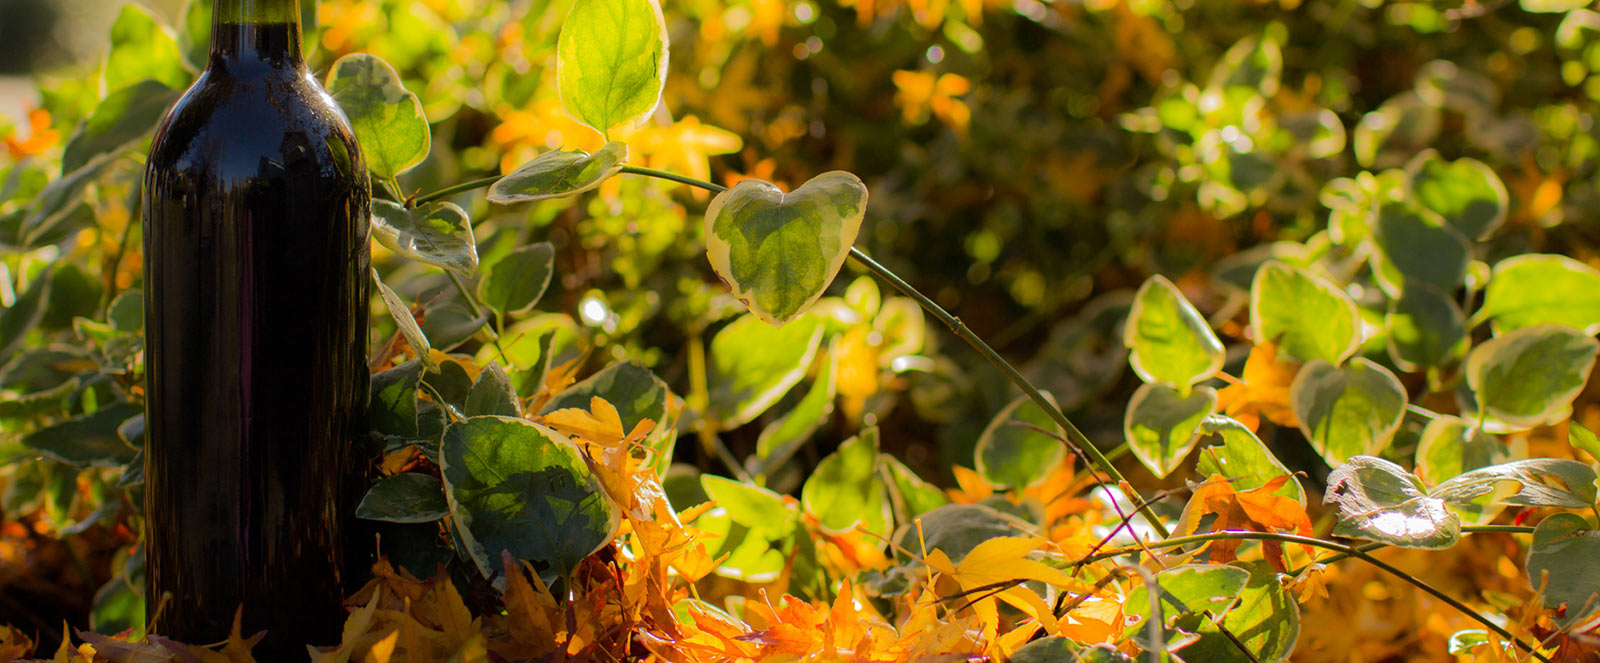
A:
[[613, 165, 1166, 535], [445, 270, 509, 359], [411, 175, 504, 207], [1079, 528, 1549, 662]]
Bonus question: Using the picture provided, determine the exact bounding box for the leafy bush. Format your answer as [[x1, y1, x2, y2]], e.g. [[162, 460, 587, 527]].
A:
[[8, 0, 1600, 661]]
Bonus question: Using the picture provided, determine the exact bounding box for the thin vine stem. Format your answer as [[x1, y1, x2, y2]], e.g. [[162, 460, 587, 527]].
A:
[[610, 166, 1167, 536], [410, 175, 504, 207], [1076, 528, 1548, 661]]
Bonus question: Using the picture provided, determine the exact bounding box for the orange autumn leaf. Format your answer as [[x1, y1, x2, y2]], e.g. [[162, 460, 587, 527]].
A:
[[5, 108, 59, 159], [1169, 475, 1314, 571], [1215, 341, 1301, 430]]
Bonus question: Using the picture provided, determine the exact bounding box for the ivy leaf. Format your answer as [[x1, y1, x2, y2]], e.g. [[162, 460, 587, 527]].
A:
[[478, 243, 555, 318], [356, 474, 449, 523], [1195, 415, 1303, 503], [369, 359, 425, 439], [753, 343, 837, 474], [487, 143, 628, 204], [465, 362, 521, 418], [540, 360, 675, 472], [1432, 459, 1598, 510], [1156, 561, 1299, 662], [975, 392, 1067, 488], [61, 80, 180, 175], [801, 427, 890, 537], [1124, 383, 1217, 479], [1407, 151, 1508, 240], [326, 53, 431, 179], [700, 474, 797, 541], [1250, 260, 1359, 364], [1124, 275, 1224, 389], [1415, 416, 1515, 524], [706, 314, 824, 428], [1467, 324, 1599, 429], [1525, 513, 1600, 627], [704, 172, 868, 327], [372, 269, 437, 373], [104, 5, 190, 92], [1290, 358, 1407, 466], [1125, 564, 1251, 651], [371, 200, 478, 278], [441, 416, 621, 579], [1476, 254, 1600, 336], [21, 403, 142, 467], [1385, 281, 1467, 371], [1324, 455, 1460, 549], [1369, 202, 1469, 297], [556, 0, 668, 136]]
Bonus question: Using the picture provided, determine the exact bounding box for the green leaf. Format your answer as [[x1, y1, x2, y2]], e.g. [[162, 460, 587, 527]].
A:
[[541, 360, 675, 470], [1124, 275, 1224, 389], [1415, 416, 1514, 524], [326, 53, 431, 179], [1125, 564, 1251, 649], [1433, 459, 1598, 510], [0, 377, 78, 419], [465, 362, 521, 418], [1021, 291, 1130, 412], [556, 0, 668, 135], [1467, 324, 1599, 429], [478, 243, 555, 317], [1476, 254, 1600, 335], [104, 5, 189, 92], [753, 342, 837, 473], [1407, 151, 1507, 240], [89, 578, 144, 637], [0, 266, 53, 360], [1385, 281, 1467, 371], [19, 156, 118, 250], [372, 269, 437, 373], [704, 172, 868, 326], [1353, 92, 1440, 169], [1324, 455, 1460, 549], [1124, 383, 1217, 479], [487, 143, 628, 203], [1525, 513, 1600, 627], [356, 473, 449, 523], [42, 263, 101, 331], [22, 403, 142, 467], [700, 474, 797, 540], [975, 392, 1067, 488], [108, 290, 143, 333], [1571, 423, 1600, 463], [61, 80, 180, 175], [1195, 415, 1303, 503], [1290, 358, 1408, 465], [1369, 202, 1470, 297], [1447, 630, 1490, 655], [890, 503, 1027, 564], [882, 454, 948, 519], [178, 0, 211, 68], [706, 314, 824, 428], [802, 427, 890, 537], [369, 360, 425, 439], [1250, 260, 1359, 364], [1165, 561, 1300, 663], [693, 505, 788, 582], [371, 200, 478, 278], [417, 303, 489, 353], [440, 416, 621, 578]]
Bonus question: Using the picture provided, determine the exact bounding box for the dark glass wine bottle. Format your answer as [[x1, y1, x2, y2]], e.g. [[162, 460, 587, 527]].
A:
[[141, 0, 370, 657]]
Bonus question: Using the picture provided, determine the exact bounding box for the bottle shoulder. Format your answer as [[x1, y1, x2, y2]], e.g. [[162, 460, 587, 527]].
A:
[[147, 65, 366, 186]]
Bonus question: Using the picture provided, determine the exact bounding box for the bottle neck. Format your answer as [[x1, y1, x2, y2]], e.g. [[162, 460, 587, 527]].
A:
[[211, 0, 303, 65]]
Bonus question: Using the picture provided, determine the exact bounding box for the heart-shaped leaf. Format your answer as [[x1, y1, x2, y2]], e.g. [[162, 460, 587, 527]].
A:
[[706, 314, 824, 428], [556, 0, 668, 135], [1526, 513, 1600, 626], [1125, 564, 1251, 650], [975, 392, 1068, 488], [1195, 415, 1303, 503], [356, 473, 449, 523], [1125, 275, 1224, 389], [1416, 416, 1515, 524], [1386, 281, 1467, 371], [1124, 383, 1217, 479], [705, 172, 868, 326], [882, 454, 948, 518], [1290, 358, 1407, 465], [1407, 151, 1507, 240], [104, 5, 189, 93], [700, 474, 798, 541], [372, 269, 437, 373], [1433, 459, 1598, 510], [417, 303, 489, 353], [1325, 455, 1459, 549], [1476, 254, 1600, 335], [1467, 324, 1599, 429], [441, 416, 621, 579], [802, 427, 890, 537], [1369, 202, 1469, 297], [478, 243, 555, 317], [488, 142, 628, 203], [372, 200, 478, 277], [61, 80, 180, 175], [1250, 260, 1359, 364], [326, 53, 430, 179], [466, 362, 521, 418]]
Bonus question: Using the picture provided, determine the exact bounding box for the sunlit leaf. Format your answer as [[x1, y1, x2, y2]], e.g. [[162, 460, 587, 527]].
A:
[[326, 53, 430, 178], [488, 142, 628, 203], [556, 0, 668, 135], [1124, 275, 1224, 389], [1476, 254, 1600, 335], [975, 392, 1067, 488], [1125, 564, 1250, 651], [1325, 455, 1459, 549], [1250, 260, 1359, 364], [1124, 383, 1216, 479], [373, 269, 437, 373], [706, 314, 824, 428], [1406, 151, 1507, 240], [1467, 324, 1599, 429], [372, 200, 478, 278], [1415, 416, 1514, 524], [1195, 414, 1303, 503], [705, 172, 868, 326], [1290, 358, 1407, 465], [104, 5, 189, 92], [1386, 281, 1467, 370], [802, 427, 890, 537], [1432, 459, 1597, 509]]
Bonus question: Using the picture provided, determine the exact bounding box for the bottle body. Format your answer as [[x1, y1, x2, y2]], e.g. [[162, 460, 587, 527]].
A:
[[141, 16, 370, 657]]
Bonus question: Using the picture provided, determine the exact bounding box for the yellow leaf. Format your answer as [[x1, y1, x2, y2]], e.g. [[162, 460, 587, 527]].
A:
[[954, 537, 1072, 589]]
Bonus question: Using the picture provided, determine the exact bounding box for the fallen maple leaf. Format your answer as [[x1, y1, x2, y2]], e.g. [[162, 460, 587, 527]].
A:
[[1168, 475, 1314, 571]]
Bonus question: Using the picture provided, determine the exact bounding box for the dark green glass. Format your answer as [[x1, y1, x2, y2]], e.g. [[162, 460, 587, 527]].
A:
[[141, 0, 370, 657]]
